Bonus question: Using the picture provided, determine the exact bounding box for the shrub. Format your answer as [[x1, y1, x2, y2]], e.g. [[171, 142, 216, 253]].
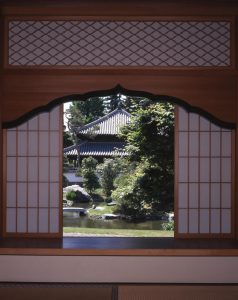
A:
[[66, 190, 77, 201], [105, 197, 112, 204], [75, 168, 82, 177], [81, 157, 100, 194], [112, 169, 148, 220], [65, 187, 91, 203], [91, 193, 104, 203], [162, 221, 174, 231], [98, 159, 117, 197]]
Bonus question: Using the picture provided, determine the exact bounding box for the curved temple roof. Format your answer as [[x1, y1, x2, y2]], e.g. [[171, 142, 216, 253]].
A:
[[76, 108, 131, 136], [64, 142, 128, 157], [65, 108, 131, 157]]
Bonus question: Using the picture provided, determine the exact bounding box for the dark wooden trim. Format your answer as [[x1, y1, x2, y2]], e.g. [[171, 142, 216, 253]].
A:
[[231, 130, 236, 238], [3, 68, 238, 75], [2, 85, 236, 129], [1, 237, 238, 256], [0, 237, 238, 257], [0, 14, 4, 238], [2, 232, 63, 238], [0, 282, 238, 286], [1, 1, 238, 17], [58, 106, 63, 237], [0, 282, 237, 300], [1, 247, 238, 257], [235, 19, 238, 241], [4, 15, 235, 22], [233, 26, 237, 237], [174, 106, 179, 237], [0, 122, 2, 238], [175, 233, 234, 239]]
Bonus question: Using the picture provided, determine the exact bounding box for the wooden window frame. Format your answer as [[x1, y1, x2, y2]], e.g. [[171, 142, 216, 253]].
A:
[[1, 86, 236, 245], [0, 5, 237, 255]]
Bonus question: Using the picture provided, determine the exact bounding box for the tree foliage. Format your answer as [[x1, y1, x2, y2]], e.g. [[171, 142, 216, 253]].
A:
[[97, 158, 126, 198], [65, 188, 91, 203], [63, 125, 74, 148], [113, 102, 174, 218], [65, 98, 105, 135], [81, 156, 100, 194], [66, 190, 77, 201]]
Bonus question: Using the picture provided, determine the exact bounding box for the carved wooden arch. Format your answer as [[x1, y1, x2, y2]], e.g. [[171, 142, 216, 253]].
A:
[[2, 84, 235, 238], [2, 85, 236, 130]]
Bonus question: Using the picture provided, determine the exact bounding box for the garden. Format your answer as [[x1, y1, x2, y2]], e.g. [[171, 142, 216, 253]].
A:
[[63, 95, 174, 237]]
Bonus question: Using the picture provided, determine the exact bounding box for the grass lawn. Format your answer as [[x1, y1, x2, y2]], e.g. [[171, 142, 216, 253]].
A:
[[63, 198, 174, 237], [88, 202, 116, 216], [63, 227, 174, 237]]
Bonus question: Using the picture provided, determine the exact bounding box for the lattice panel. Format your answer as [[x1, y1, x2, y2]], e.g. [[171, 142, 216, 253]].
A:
[[177, 107, 233, 236], [8, 21, 230, 67], [5, 107, 62, 235]]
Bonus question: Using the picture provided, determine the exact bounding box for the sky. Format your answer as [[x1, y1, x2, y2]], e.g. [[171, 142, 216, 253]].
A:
[[63, 102, 71, 130]]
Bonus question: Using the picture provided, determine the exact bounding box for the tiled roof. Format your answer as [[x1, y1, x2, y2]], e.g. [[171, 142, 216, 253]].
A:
[[76, 108, 131, 135], [64, 142, 127, 157], [64, 144, 79, 154]]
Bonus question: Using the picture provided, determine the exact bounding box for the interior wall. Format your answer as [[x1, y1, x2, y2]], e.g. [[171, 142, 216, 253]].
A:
[[1, 3, 237, 125], [0, 0, 238, 285], [0, 256, 238, 283]]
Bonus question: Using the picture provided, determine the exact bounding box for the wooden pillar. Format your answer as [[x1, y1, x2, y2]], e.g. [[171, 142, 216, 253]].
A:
[[0, 99, 2, 237], [236, 78, 238, 239], [0, 13, 4, 237], [235, 17, 238, 240]]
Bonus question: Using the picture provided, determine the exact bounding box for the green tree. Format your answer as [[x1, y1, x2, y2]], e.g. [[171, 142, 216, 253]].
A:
[[81, 156, 100, 194], [112, 163, 148, 218], [97, 158, 125, 198], [63, 126, 74, 148], [103, 94, 147, 114], [82, 156, 98, 170], [113, 102, 174, 218], [65, 98, 106, 147], [120, 102, 174, 164], [66, 98, 105, 130]]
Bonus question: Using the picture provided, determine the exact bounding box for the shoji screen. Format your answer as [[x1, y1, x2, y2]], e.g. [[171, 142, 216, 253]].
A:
[[176, 107, 234, 237], [4, 106, 62, 237]]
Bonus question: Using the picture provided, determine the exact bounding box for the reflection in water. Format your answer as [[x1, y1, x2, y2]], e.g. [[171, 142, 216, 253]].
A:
[[63, 212, 166, 230]]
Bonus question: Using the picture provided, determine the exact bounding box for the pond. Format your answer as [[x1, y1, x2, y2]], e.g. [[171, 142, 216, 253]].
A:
[[63, 211, 167, 231]]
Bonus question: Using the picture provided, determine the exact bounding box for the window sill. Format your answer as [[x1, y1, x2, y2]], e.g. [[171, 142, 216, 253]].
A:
[[0, 237, 238, 256]]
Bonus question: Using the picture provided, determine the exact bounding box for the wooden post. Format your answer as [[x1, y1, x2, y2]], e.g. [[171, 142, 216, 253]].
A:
[[235, 17, 238, 239], [0, 15, 4, 237]]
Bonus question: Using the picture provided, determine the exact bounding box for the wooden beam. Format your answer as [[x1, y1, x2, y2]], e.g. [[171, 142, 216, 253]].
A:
[[1, 0, 238, 17]]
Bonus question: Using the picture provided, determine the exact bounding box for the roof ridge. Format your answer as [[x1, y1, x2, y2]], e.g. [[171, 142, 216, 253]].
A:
[[64, 141, 127, 156], [64, 141, 125, 149], [76, 107, 131, 133], [63, 144, 76, 151]]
